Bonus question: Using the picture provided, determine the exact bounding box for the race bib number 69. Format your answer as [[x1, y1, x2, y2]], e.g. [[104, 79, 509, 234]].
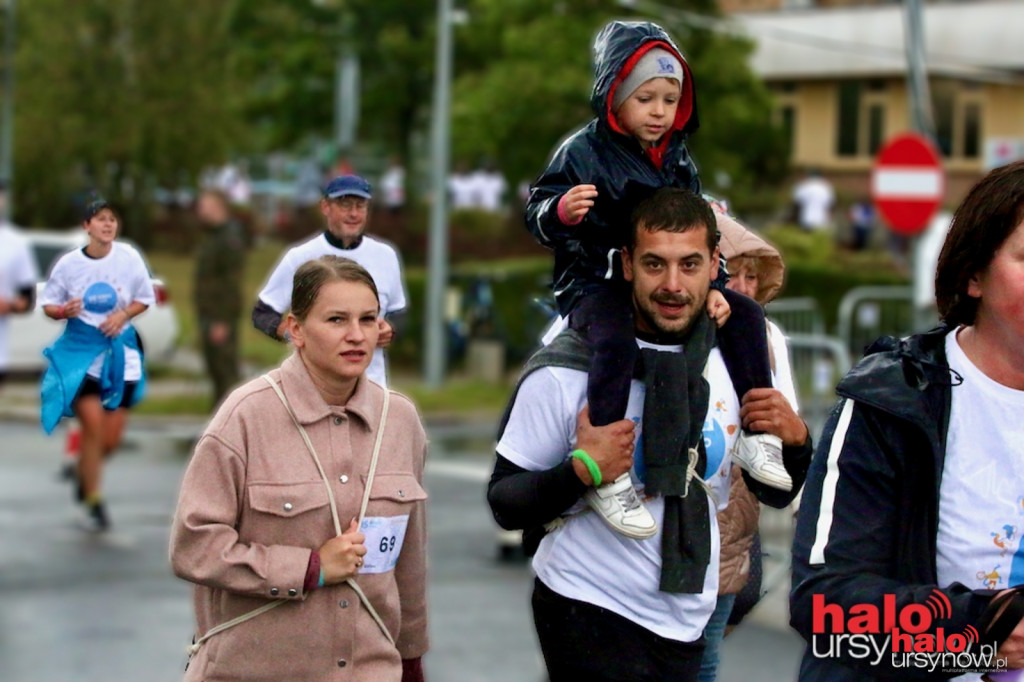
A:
[[358, 515, 410, 574]]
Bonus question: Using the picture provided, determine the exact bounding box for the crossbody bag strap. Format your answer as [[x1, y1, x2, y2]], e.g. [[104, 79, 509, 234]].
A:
[[188, 375, 394, 657]]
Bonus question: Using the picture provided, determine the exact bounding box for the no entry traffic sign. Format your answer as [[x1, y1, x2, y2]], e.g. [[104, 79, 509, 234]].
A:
[[871, 133, 945, 236]]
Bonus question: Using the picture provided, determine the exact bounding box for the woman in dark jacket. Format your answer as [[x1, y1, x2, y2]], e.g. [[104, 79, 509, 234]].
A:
[[791, 160, 1024, 681]]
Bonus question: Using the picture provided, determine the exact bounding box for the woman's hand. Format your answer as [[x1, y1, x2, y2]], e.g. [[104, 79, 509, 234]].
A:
[[318, 519, 368, 584], [61, 298, 83, 320], [99, 309, 130, 337]]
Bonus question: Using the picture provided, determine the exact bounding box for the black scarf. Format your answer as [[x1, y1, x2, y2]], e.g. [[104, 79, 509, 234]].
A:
[[498, 316, 716, 593], [638, 309, 716, 593]]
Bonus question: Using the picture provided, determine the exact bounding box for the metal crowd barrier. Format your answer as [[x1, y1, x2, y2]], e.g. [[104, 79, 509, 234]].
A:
[[758, 329, 852, 602], [765, 297, 825, 337], [836, 285, 915, 361]]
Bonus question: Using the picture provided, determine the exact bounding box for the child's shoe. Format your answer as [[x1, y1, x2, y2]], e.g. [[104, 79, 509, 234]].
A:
[[584, 473, 658, 539], [733, 432, 792, 491]]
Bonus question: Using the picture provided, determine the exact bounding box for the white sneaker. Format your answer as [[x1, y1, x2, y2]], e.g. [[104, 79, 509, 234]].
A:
[[584, 473, 658, 539], [733, 432, 792, 491]]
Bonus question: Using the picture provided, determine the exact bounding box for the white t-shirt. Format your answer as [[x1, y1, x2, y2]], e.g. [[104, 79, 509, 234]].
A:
[[257, 233, 407, 387], [448, 173, 478, 210], [497, 341, 742, 642], [767, 320, 799, 412], [380, 166, 406, 209], [470, 170, 507, 212], [0, 225, 39, 369], [39, 242, 156, 381], [936, 330, 1024, 681], [793, 177, 834, 229]]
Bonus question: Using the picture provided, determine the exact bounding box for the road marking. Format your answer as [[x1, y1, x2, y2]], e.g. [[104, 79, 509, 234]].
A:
[[426, 460, 490, 482]]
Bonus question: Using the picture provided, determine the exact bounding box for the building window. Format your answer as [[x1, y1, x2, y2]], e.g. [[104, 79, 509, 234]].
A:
[[931, 79, 983, 159], [780, 105, 796, 157], [867, 103, 885, 155], [836, 81, 861, 157], [771, 85, 798, 158], [963, 101, 981, 159], [933, 82, 955, 157], [836, 80, 887, 158]]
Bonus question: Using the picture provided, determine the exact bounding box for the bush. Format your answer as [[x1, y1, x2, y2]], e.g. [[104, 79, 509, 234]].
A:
[[389, 258, 553, 371], [760, 225, 909, 333], [147, 220, 910, 378], [388, 226, 911, 372]]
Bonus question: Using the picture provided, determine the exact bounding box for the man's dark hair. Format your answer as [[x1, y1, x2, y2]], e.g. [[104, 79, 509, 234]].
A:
[[629, 188, 718, 254], [936, 160, 1024, 326]]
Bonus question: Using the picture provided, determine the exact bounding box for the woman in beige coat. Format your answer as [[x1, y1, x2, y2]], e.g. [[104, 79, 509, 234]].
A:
[[699, 210, 799, 682], [170, 256, 428, 682]]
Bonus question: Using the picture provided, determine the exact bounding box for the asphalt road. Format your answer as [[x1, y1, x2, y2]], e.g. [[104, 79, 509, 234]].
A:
[[0, 417, 804, 682]]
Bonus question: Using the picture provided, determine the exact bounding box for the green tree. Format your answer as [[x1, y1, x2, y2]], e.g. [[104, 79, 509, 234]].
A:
[[344, 0, 436, 166], [13, 0, 241, 240], [6, 0, 787, 236], [228, 0, 437, 170], [226, 0, 338, 152], [450, 0, 605, 185], [652, 2, 790, 211], [450, 0, 788, 213]]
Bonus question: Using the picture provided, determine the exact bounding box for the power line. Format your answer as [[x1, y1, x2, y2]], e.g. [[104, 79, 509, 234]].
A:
[[620, 0, 1023, 82]]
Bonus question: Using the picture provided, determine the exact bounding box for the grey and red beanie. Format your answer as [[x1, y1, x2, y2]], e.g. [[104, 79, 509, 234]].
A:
[[612, 47, 684, 111]]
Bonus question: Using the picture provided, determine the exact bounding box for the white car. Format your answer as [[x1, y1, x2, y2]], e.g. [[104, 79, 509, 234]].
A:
[[7, 228, 180, 373]]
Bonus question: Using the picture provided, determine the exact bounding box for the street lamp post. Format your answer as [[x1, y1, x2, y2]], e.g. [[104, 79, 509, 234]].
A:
[[424, 0, 453, 389]]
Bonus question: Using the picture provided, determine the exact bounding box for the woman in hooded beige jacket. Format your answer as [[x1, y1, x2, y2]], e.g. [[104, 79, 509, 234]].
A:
[[699, 211, 799, 682], [170, 256, 428, 682]]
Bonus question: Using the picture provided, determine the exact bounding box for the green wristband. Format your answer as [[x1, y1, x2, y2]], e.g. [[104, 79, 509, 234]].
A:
[[571, 449, 602, 487]]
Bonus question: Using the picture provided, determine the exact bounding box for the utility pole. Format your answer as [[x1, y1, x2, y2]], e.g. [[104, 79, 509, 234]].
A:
[[335, 10, 359, 156], [903, 0, 938, 332], [424, 0, 453, 389], [903, 0, 934, 140], [312, 0, 359, 162]]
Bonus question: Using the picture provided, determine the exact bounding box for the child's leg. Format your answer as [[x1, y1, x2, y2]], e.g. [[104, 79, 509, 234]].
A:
[[568, 285, 637, 427], [568, 285, 656, 539], [719, 289, 792, 491], [717, 288, 772, 411]]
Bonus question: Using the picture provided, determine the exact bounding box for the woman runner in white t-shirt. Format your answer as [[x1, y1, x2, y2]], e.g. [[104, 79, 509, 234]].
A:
[[39, 198, 155, 531]]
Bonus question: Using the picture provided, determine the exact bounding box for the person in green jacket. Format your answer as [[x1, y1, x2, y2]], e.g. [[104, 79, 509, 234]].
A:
[[193, 188, 247, 408]]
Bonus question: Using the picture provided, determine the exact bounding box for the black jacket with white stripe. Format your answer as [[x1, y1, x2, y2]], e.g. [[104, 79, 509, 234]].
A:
[[790, 325, 1002, 681]]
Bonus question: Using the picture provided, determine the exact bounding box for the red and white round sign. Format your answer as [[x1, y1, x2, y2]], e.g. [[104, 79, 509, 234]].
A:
[[871, 133, 945, 237]]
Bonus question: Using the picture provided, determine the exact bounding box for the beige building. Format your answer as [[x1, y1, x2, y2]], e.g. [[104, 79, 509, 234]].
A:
[[725, 0, 1024, 205]]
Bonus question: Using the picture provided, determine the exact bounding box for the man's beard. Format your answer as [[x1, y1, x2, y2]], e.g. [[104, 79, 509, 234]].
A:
[[633, 290, 705, 342]]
